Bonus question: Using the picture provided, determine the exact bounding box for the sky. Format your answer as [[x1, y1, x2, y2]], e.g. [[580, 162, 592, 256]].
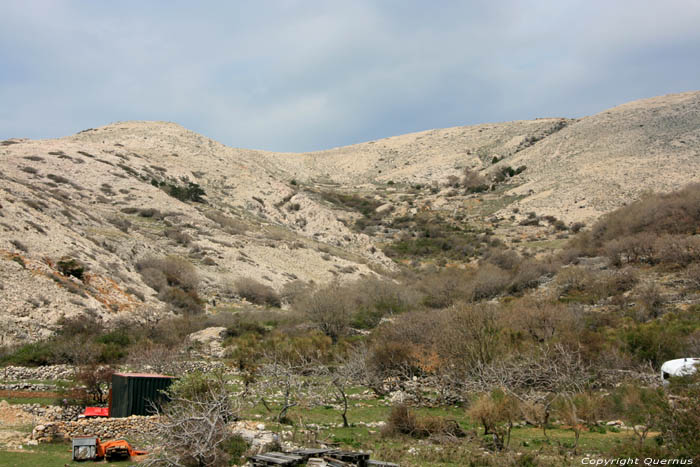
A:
[[1, 1, 699, 152]]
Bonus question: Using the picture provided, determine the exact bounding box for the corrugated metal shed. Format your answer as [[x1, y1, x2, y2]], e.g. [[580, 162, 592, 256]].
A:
[[110, 373, 175, 418]]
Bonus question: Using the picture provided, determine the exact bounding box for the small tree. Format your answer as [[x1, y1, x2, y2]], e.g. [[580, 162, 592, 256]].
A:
[[316, 349, 366, 428], [613, 385, 668, 448], [296, 283, 352, 342], [662, 373, 700, 461], [255, 349, 322, 424], [468, 389, 520, 450], [76, 365, 114, 404]]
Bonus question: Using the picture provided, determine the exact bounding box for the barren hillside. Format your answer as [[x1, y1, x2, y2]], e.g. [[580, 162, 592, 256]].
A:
[[1, 91, 698, 344]]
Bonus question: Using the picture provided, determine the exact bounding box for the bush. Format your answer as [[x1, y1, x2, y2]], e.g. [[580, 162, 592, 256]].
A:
[[467, 263, 511, 301], [57, 258, 85, 281], [76, 365, 115, 404], [164, 227, 193, 245], [150, 371, 240, 466], [234, 278, 281, 307], [296, 283, 352, 342], [137, 256, 202, 313], [383, 405, 465, 439], [138, 256, 199, 292], [662, 373, 700, 461], [468, 390, 520, 450], [0, 342, 55, 366], [165, 181, 206, 203], [592, 184, 700, 242]]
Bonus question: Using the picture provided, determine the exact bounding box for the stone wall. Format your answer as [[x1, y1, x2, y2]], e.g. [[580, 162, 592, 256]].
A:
[[0, 364, 75, 381], [19, 404, 83, 422], [31, 417, 282, 454], [32, 415, 159, 443], [0, 382, 58, 392]]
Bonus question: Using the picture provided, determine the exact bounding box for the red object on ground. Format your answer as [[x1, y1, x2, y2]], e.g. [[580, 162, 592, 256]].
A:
[[82, 407, 109, 417], [96, 439, 148, 458]]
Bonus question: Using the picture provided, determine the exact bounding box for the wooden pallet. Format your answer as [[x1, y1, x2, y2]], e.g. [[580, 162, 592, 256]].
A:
[[249, 451, 304, 466]]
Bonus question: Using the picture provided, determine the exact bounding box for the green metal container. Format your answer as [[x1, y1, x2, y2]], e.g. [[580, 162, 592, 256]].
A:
[[110, 373, 174, 417]]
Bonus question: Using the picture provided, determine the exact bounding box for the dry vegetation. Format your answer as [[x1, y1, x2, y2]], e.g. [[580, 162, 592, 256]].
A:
[[2, 93, 700, 464]]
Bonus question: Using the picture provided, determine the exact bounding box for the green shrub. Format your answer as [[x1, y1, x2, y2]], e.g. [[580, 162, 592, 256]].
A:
[[57, 258, 85, 280], [0, 342, 55, 366]]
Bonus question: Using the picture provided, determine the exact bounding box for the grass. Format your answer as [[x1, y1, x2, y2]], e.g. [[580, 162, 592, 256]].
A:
[[0, 397, 57, 405], [0, 441, 126, 467], [471, 193, 525, 217], [235, 385, 644, 465], [1, 378, 657, 466]]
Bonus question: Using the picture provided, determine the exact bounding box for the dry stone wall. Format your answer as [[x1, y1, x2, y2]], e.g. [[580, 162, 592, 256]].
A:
[[32, 415, 159, 443], [0, 365, 75, 380]]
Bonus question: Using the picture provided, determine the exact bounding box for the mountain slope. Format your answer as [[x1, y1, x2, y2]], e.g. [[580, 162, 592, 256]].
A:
[[1, 91, 698, 344]]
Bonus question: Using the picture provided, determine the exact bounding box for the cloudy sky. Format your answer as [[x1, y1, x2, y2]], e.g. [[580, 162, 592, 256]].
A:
[[1, 1, 699, 152]]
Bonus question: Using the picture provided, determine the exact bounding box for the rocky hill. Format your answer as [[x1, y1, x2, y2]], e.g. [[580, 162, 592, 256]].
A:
[[1, 91, 698, 344]]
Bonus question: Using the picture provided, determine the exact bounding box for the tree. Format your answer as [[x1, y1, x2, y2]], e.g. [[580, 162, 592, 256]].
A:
[[316, 349, 366, 427], [76, 365, 114, 404], [614, 384, 668, 448], [297, 283, 352, 342], [145, 371, 242, 467], [468, 389, 520, 451], [255, 348, 323, 424]]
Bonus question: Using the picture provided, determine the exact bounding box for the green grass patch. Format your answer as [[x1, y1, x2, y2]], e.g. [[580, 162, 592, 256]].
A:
[[0, 441, 126, 466]]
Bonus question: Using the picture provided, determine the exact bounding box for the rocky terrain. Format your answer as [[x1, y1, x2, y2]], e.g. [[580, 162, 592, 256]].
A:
[[1, 90, 699, 344]]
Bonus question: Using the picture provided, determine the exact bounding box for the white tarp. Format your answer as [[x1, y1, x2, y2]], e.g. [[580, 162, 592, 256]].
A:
[[660, 357, 700, 384]]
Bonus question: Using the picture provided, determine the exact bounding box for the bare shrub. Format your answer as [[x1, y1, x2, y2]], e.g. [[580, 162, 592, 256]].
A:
[[296, 282, 352, 341], [419, 268, 473, 308], [484, 249, 521, 270], [462, 167, 488, 191], [613, 385, 668, 448], [76, 365, 115, 404], [382, 405, 465, 439], [10, 239, 28, 252], [593, 183, 700, 242], [234, 278, 281, 307], [634, 282, 665, 319], [466, 263, 510, 301], [279, 279, 313, 304], [345, 276, 421, 328], [138, 208, 163, 218], [137, 256, 202, 313], [147, 371, 243, 467], [654, 234, 700, 267], [510, 297, 577, 343], [555, 266, 594, 295], [685, 262, 700, 290], [107, 216, 131, 233], [164, 227, 193, 245], [509, 258, 558, 293], [204, 210, 247, 235], [138, 256, 199, 292], [437, 303, 504, 375], [468, 390, 520, 450]]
